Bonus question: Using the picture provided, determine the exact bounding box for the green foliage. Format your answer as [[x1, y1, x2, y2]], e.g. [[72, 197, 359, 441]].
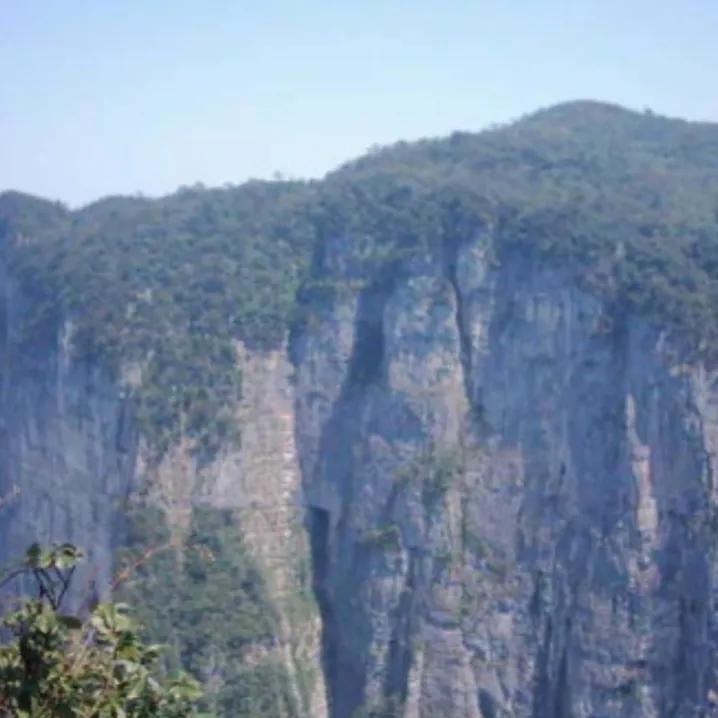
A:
[[2, 183, 318, 460], [395, 444, 463, 502], [350, 694, 405, 718], [4, 101, 718, 462], [0, 544, 202, 718], [360, 523, 402, 550], [423, 446, 462, 499], [328, 101, 718, 357], [118, 506, 294, 717], [216, 661, 298, 718]]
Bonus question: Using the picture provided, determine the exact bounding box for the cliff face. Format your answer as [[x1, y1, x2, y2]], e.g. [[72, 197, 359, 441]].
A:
[[0, 264, 136, 604], [293, 226, 718, 717], [0, 242, 327, 717], [3, 220, 718, 718], [3, 227, 718, 718]]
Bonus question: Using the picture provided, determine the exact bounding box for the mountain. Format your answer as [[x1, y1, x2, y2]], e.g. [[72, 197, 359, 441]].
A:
[[2, 101, 718, 716]]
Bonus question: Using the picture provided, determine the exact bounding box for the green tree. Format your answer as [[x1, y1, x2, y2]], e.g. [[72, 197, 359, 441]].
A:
[[0, 544, 204, 718]]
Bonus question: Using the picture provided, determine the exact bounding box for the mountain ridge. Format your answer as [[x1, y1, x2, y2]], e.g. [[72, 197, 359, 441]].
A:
[[3, 100, 718, 716], [3, 99, 718, 210]]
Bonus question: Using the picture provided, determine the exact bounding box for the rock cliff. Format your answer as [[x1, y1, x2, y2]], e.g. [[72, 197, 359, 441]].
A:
[[293, 225, 718, 717], [0, 245, 326, 716]]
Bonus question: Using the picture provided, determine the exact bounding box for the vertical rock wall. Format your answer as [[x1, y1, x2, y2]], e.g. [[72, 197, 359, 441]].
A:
[[0, 262, 137, 604], [293, 229, 718, 717]]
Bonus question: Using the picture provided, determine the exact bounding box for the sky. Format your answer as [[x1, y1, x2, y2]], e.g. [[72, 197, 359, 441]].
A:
[[2, 0, 717, 207]]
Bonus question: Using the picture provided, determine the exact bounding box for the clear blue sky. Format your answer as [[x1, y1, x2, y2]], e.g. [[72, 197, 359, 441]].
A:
[[2, 0, 717, 206]]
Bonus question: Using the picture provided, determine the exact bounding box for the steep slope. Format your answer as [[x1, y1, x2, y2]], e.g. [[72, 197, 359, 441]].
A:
[[294, 228, 718, 717], [2, 101, 718, 716]]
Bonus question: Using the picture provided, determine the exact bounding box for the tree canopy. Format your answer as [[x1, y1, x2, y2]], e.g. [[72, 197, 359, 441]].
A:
[[2, 101, 717, 458], [0, 544, 203, 718]]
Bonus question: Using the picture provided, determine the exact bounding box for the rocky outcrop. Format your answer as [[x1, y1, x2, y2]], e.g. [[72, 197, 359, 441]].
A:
[[293, 226, 718, 717]]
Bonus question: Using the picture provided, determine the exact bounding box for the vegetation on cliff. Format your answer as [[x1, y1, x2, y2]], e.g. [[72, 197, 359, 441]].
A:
[[118, 506, 299, 717], [0, 544, 202, 717], [2, 101, 718, 458], [1, 182, 318, 458]]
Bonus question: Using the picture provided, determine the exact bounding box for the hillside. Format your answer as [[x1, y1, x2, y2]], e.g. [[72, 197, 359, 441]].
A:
[[3, 102, 718, 460], [3, 101, 718, 717], [3, 102, 718, 457]]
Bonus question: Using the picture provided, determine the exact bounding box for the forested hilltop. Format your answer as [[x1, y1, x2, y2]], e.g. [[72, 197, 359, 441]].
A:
[[2, 100, 718, 460]]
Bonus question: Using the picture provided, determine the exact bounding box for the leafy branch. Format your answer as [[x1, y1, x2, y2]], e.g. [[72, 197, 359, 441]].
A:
[[0, 544, 204, 717]]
